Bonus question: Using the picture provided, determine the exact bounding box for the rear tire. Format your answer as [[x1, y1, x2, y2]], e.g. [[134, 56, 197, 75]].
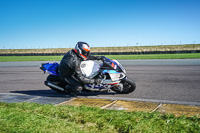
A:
[[111, 77, 136, 94]]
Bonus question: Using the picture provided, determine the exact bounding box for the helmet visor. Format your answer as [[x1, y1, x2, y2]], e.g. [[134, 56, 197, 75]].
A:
[[82, 50, 90, 58]]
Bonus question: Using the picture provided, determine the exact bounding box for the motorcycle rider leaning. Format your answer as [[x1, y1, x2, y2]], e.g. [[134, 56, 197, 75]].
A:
[[58, 41, 105, 95]]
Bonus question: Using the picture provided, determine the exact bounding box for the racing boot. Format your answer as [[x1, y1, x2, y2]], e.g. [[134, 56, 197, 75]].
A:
[[65, 85, 82, 96]]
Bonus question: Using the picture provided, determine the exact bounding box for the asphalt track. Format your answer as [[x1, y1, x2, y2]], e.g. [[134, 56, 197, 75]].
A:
[[0, 59, 200, 116]]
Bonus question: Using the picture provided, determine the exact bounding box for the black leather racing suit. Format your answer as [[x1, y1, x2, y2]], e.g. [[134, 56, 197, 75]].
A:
[[58, 49, 102, 91]]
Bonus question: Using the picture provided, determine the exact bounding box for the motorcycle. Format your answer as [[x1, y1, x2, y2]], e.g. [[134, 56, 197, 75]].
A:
[[40, 57, 136, 94]]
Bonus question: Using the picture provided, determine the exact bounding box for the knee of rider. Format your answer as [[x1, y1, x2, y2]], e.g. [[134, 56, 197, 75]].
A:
[[76, 86, 83, 91]]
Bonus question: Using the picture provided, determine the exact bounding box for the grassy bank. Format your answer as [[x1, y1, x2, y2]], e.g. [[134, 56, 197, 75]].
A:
[[0, 44, 200, 54], [0, 102, 199, 133], [0, 53, 200, 62]]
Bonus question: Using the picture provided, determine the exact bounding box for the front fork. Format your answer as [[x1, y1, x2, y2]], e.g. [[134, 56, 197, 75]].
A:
[[112, 76, 127, 92]]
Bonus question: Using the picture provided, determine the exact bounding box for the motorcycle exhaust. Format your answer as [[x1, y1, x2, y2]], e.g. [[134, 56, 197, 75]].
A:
[[45, 81, 65, 92]]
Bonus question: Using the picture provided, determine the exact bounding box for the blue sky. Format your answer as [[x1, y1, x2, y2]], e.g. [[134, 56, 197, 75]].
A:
[[0, 0, 200, 49]]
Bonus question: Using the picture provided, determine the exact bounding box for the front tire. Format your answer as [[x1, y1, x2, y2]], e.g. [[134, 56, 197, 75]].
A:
[[111, 77, 136, 94]]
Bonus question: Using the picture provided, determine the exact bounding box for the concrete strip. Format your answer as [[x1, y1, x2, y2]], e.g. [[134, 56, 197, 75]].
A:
[[101, 100, 118, 109], [0, 93, 199, 117], [60, 98, 115, 107], [0, 93, 69, 105], [157, 104, 200, 117], [86, 96, 200, 106], [106, 100, 159, 112], [151, 103, 163, 112], [58, 98, 200, 117], [0, 95, 36, 103]]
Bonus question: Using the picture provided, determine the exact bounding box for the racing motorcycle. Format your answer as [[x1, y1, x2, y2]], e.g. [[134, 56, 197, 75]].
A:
[[40, 57, 136, 94]]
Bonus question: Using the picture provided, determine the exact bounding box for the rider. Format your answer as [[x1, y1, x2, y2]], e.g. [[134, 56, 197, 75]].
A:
[[58, 41, 105, 95]]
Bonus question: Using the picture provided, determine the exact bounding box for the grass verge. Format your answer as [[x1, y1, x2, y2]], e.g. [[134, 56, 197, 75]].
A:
[[0, 56, 62, 62], [106, 53, 200, 60], [0, 53, 200, 62], [0, 102, 199, 133]]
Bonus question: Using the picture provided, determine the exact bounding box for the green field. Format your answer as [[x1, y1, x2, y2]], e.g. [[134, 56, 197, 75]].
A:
[[0, 102, 199, 133], [0, 53, 200, 62]]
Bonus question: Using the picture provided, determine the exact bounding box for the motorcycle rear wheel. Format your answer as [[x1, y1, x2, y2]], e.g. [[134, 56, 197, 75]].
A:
[[111, 77, 136, 94]]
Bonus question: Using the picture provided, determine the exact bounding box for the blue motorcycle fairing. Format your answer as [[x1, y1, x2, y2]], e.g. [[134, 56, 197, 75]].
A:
[[40, 62, 59, 75], [104, 57, 119, 69]]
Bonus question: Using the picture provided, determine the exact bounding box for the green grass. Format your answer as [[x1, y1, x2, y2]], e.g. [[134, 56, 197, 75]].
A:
[[0, 56, 63, 62], [0, 102, 199, 133], [106, 53, 200, 60], [0, 53, 200, 62]]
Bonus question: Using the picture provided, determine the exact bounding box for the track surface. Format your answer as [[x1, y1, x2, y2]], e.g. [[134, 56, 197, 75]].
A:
[[0, 59, 200, 105]]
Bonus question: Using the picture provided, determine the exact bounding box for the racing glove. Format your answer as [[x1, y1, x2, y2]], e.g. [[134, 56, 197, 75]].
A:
[[100, 56, 106, 61]]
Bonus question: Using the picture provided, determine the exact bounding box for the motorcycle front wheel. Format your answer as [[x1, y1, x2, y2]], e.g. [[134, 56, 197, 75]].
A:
[[111, 77, 136, 94]]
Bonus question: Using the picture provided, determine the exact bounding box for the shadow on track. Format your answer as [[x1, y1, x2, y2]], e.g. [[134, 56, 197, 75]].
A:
[[10, 90, 117, 97]]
